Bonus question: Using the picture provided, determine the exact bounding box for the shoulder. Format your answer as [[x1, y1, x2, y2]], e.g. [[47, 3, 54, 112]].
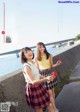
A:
[[34, 58, 38, 62], [49, 54, 53, 58], [49, 54, 54, 62], [23, 63, 31, 73], [23, 63, 31, 69]]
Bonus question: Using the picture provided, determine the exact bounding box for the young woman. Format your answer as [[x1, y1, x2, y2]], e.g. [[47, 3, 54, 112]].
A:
[[35, 42, 62, 112], [20, 47, 55, 112]]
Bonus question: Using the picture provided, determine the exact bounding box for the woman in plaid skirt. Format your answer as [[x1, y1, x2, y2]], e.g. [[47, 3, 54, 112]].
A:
[[35, 42, 62, 112], [20, 47, 55, 112]]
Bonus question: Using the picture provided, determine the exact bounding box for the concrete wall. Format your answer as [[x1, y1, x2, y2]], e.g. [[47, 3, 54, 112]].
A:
[[0, 44, 80, 112], [0, 72, 36, 112], [53, 44, 80, 77]]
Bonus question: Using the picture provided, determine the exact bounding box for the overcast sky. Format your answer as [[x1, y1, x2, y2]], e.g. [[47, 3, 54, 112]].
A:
[[0, 0, 80, 47]]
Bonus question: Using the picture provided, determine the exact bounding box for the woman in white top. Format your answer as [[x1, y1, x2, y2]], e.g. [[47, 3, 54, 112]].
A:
[[20, 47, 55, 112]]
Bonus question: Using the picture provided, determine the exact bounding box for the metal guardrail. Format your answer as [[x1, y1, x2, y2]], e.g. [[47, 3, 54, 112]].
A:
[[0, 38, 76, 56]]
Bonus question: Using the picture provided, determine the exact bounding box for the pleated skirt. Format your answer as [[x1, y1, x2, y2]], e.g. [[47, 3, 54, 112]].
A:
[[25, 84, 50, 110], [39, 67, 58, 90]]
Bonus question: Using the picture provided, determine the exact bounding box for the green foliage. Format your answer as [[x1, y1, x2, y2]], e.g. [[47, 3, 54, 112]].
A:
[[55, 69, 72, 97], [76, 34, 80, 40]]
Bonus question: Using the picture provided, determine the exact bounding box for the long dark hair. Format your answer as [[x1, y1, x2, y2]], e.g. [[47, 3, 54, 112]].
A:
[[36, 42, 50, 61], [20, 47, 34, 64]]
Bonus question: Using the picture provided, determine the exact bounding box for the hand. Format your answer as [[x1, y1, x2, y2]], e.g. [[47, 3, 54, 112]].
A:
[[46, 76, 54, 83], [57, 59, 62, 66], [40, 75, 45, 79], [46, 76, 51, 80], [46, 76, 51, 83]]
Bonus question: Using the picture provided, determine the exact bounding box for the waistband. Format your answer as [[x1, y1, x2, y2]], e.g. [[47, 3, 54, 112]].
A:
[[40, 67, 52, 71]]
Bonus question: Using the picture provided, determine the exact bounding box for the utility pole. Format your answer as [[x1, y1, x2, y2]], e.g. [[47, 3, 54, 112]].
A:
[[3, 2, 6, 43]]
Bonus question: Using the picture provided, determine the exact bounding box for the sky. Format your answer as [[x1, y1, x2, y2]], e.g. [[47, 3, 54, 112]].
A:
[[0, 0, 80, 47]]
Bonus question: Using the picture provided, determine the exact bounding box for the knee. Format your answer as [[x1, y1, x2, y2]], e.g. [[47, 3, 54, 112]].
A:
[[48, 103, 55, 111], [49, 103, 53, 108], [53, 92, 55, 98]]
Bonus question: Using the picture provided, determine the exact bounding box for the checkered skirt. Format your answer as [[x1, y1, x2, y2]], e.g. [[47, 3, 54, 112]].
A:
[[25, 84, 50, 109], [39, 67, 58, 90]]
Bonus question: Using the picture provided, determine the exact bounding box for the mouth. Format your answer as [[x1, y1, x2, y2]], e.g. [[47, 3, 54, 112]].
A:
[[29, 54, 33, 57]]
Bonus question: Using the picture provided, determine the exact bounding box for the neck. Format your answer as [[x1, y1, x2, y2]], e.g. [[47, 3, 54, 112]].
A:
[[28, 59, 33, 63], [41, 52, 44, 55]]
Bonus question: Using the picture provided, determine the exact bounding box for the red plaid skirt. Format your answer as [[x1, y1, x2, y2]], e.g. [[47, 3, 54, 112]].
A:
[[25, 83, 50, 109]]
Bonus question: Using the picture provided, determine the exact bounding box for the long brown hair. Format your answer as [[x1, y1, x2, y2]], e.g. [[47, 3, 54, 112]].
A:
[[36, 42, 50, 61]]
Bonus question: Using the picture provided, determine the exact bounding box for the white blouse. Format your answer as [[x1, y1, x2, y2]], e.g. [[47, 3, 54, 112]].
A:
[[23, 62, 41, 83]]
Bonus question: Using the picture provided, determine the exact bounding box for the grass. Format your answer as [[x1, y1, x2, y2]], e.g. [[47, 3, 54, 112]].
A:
[[55, 69, 73, 97]]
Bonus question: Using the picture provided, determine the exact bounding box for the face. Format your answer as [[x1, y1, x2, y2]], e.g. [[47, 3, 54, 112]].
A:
[[37, 45, 45, 54], [25, 50, 33, 60]]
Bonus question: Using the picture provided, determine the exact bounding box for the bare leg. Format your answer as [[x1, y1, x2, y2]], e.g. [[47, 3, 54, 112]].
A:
[[52, 88, 55, 99], [36, 108, 43, 112], [52, 88, 59, 111], [47, 89, 57, 111], [47, 103, 55, 112]]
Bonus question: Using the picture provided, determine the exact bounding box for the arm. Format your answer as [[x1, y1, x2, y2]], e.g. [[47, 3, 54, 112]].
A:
[[49, 55, 61, 68], [35, 58, 39, 70], [24, 66, 51, 85]]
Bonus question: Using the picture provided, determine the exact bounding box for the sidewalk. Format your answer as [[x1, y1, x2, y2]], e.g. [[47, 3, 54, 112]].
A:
[[55, 61, 80, 112]]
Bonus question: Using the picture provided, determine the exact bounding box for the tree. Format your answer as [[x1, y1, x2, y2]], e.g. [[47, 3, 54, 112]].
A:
[[76, 34, 80, 40], [6, 36, 12, 43]]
